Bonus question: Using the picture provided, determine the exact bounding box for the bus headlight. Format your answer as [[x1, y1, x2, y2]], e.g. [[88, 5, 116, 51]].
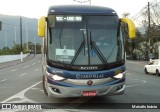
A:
[[51, 75, 65, 81], [46, 71, 66, 81], [113, 73, 124, 79]]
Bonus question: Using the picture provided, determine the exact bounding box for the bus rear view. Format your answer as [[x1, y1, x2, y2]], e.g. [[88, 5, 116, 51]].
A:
[[38, 5, 136, 98]]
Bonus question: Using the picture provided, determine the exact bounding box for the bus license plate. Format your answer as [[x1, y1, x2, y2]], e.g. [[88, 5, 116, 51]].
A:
[[82, 91, 96, 96]]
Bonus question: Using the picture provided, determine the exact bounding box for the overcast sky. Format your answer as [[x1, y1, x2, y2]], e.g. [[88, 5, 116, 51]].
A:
[[0, 0, 153, 18]]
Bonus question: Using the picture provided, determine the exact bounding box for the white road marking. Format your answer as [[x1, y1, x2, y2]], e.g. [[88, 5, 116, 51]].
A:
[[143, 80, 147, 83], [126, 83, 140, 88], [0, 79, 7, 83], [32, 63, 36, 65], [11, 69, 17, 72], [34, 69, 39, 71], [23, 66, 29, 68], [126, 73, 131, 75], [38, 60, 41, 63], [19, 73, 27, 76], [31, 88, 40, 90], [132, 78, 139, 81], [1, 81, 42, 103], [40, 90, 44, 92], [126, 79, 147, 88]]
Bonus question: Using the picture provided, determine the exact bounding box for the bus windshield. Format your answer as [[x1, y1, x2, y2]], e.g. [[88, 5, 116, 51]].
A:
[[48, 15, 124, 67]]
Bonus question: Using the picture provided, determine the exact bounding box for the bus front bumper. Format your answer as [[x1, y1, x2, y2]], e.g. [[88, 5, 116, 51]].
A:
[[46, 79, 125, 98]]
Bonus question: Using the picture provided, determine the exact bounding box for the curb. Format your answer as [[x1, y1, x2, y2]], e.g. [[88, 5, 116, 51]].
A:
[[0, 54, 35, 69]]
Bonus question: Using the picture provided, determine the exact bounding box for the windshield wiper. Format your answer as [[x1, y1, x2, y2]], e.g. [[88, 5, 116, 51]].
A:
[[69, 40, 85, 68], [49, 27, 52, 44], [58, 22, 65, 49], [89, 32, 109, 67], [116, 22, 122, 61]]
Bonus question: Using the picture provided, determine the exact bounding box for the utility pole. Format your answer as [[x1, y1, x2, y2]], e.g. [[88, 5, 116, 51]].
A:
[[34, 38, 36, 54], [0, 21, 2, 31], [20, 17, 23, 62], [5, 32, 7, 50], [20, 17, 23, 52], [14, 26, 17, 44], [148, 2, 151, 59], [26, 19, 28, 51]]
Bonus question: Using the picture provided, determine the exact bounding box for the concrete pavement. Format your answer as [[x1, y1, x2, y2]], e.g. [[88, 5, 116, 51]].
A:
[[126, 60, 149, 66]]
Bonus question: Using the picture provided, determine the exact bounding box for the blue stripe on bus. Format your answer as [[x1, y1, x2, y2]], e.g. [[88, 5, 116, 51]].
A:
[[47, 65, 125, 79]]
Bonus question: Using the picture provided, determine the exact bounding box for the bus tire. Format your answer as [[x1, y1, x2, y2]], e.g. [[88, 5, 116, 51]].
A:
[[43, 75, 49, 96], [144, 68, 148, 74]]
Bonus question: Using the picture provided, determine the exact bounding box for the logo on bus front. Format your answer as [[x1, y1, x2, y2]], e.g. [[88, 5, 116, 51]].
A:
[[76, 74, 104, 79], [87, 80, 93, 86]]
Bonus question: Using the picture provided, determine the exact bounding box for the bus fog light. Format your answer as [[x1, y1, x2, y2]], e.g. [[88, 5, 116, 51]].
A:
[[52, 88, 61, 93], [113, 73, 123, 79]]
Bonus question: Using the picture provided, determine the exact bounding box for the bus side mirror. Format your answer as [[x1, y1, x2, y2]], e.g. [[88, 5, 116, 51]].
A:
[[120, 18, 136, 39], [38, 16, 46, 37]]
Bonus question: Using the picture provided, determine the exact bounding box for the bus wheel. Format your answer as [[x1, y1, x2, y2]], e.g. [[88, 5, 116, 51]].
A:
[[43, 75, 49, 96], [144, 68, 148, 74], [156, 69, 160, 76]]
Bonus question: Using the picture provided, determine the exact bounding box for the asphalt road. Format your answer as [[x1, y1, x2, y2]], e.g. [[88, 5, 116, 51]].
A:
[[0, 55, 160, 112]]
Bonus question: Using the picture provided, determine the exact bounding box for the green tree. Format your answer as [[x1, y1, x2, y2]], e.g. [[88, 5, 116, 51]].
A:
[[35, 43, 42, 54], [11, 44, 21, 54]]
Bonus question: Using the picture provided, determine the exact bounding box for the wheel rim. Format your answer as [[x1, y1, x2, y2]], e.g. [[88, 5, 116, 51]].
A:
[[156, 70, 160, 76], [145, 68, 148, 74]]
